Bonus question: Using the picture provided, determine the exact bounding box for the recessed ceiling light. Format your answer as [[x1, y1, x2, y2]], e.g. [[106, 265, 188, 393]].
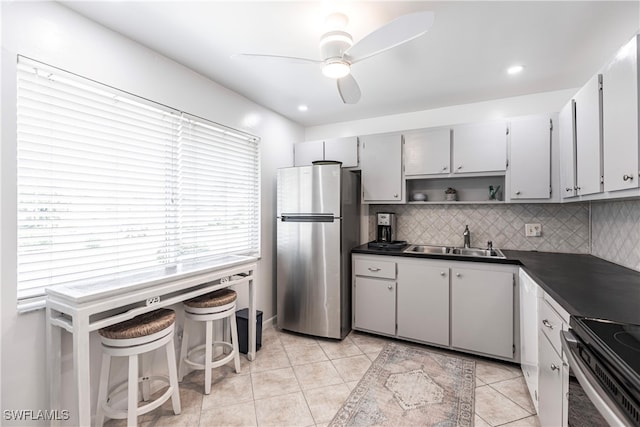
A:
[[298, 105, 308, 112], [507, 65, 524, 75]]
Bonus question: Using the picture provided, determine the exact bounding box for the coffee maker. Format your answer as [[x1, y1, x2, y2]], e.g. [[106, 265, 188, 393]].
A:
[[367, 212, 406, 250], [376, 212, 396, 243]]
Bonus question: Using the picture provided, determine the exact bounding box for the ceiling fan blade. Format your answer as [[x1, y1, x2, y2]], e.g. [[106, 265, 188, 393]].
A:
[[231, 53, 322, 65], [345, 10, 435, 64], [337, 74, 361, 104]]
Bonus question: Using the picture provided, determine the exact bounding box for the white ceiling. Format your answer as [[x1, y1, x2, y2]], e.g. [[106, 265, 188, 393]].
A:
[[61, 1, 640, 127]]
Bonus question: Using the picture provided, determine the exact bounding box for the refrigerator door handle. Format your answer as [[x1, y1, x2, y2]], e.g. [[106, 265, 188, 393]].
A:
[[280, 215, 335, 223]]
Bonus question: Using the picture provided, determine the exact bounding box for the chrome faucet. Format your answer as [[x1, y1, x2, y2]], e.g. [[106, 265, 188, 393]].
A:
[[463, 225, 470, 248]]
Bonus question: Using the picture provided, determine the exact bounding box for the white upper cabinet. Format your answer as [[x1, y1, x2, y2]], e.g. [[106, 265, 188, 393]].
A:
[[323, 137, 358, 167], [360, 133, 404, 203], [508, 115, 553, 200], [403, 128, 451, 176], [452, 121, 508, 174], [574, 74, 604, 196], [559, 100, 577, 199], [293, 137, 358, 167], [293, 140, 323, 166], [602, 35, 640, 192]]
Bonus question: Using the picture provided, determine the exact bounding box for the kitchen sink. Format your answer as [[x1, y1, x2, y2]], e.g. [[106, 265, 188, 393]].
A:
[[404, 244, 505, 259], [406, 245, 451, 255]]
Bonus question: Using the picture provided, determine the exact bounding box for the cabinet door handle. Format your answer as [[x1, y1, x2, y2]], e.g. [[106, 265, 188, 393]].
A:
[[387, 284, 393, 290], [565, 187, 573, 192], [442, 166, 448, 171], [550, 364, 560, 372], [515, 191, 521, 195], [457, 165, 462, 170], [440, 272, 446, 277], [623, 174, 634, 181], [368, 267, 381, 272], [393, 194, 399, 198], [455, 273, 461, 278], [542, 319, 554, 329]]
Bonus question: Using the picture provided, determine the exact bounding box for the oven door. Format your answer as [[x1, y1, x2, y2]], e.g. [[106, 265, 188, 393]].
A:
[[561, 330, 633, 426]]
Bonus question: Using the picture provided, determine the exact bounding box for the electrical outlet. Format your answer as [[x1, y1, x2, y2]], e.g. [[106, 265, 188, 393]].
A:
[[146, 296, 161, 306], [525, 223, 542, 237]]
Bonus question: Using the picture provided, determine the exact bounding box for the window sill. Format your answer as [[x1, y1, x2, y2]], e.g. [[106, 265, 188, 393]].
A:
[[17, 296, 46, 314]]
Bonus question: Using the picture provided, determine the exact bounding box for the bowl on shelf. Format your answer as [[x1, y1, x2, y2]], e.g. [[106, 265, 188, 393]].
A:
[[412, 192, 427, 201]]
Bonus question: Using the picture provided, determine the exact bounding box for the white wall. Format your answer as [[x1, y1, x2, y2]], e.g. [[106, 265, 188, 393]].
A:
[[305, 89, 576, 140], [1, 2, 301, 424]]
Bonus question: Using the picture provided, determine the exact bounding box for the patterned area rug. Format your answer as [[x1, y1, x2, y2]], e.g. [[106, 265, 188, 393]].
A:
[[330, 342, 475, 427]]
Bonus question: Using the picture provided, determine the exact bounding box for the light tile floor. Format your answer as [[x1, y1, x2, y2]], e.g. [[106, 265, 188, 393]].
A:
[[105, 326, 540, 427]]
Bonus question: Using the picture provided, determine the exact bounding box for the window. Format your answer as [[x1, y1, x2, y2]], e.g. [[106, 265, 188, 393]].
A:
[[16, 57, 260, 299]]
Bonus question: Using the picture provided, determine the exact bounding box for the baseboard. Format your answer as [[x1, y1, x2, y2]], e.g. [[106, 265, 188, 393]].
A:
[[263, 315, 276, 330]]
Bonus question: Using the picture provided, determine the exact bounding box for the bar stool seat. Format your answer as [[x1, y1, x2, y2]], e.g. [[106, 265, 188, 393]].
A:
[[179, 288, 241, 394], [95, 308, 181, 427]]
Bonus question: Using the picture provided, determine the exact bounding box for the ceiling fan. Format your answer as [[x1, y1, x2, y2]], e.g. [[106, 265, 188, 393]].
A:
[[233, 10, 435, 104]]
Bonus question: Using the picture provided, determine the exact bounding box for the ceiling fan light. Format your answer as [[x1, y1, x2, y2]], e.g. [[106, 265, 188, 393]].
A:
[[322, 61, 351, 79], [319, 30, 353, 59]]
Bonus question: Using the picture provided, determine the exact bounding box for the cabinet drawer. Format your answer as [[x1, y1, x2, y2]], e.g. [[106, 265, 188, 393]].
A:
[[539, 299, 566, 355], [354, 259, 396, 279]]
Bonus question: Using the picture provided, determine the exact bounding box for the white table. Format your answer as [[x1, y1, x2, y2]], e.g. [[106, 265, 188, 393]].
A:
[[45, 256, 258, 427]]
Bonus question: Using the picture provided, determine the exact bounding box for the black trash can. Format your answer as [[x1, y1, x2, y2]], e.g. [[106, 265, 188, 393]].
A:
[[235, 308, 263, 354]]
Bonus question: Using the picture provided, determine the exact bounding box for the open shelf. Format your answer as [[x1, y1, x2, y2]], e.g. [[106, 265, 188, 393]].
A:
[[406, 176, 505, 204]]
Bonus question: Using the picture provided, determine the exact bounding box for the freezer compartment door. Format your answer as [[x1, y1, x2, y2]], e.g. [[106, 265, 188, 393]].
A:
[[277, 218, 342, 338], [277, 164, 341, 216]]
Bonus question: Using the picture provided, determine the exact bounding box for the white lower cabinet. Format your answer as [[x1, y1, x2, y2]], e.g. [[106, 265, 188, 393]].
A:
[[537, 292, 570, 427], [538, 333, 567, 427], [396, 261, 449, 346], [352, 255, 397, 336], [353, 276, 396, 335], [451, 267, 514, 359], [519, 270, 541, 412], [353, 254, 517, 361]]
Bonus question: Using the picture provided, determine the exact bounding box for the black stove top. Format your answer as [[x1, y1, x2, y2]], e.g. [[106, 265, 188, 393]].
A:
[[571, 316, 640, 405]]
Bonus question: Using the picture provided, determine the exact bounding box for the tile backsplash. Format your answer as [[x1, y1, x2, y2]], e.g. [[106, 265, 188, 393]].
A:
[[369, 203, 590, 253], [591, 199, 640, 272]]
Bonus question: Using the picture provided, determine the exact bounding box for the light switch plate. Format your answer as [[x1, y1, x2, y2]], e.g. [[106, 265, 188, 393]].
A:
[[525, 223, 542, 237]]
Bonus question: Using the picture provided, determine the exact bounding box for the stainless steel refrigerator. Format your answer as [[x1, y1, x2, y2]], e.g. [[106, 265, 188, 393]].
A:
[[276, 163, 360, 339]]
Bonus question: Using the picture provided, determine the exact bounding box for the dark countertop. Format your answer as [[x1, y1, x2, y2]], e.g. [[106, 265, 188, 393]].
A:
[[352, 243, 640, 325], [502, 250, 640, 325]]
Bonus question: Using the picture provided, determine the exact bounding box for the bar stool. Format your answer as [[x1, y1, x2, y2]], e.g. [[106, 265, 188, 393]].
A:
[[95, 308, 181, 427], [179, 288, 241, 394]]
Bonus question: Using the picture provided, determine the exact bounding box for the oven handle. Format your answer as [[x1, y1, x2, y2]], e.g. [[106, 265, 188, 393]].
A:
[[561, 330, 633, 427]]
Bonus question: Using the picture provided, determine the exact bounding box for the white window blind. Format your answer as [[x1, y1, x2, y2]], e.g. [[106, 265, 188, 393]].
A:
[[16, 58, 260, 299]]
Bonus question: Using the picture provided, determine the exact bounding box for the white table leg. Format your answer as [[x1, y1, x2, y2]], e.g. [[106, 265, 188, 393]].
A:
[[72, 315, 92, 427], [248, 271, 257, 361], [46, 307, 62, 427]]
